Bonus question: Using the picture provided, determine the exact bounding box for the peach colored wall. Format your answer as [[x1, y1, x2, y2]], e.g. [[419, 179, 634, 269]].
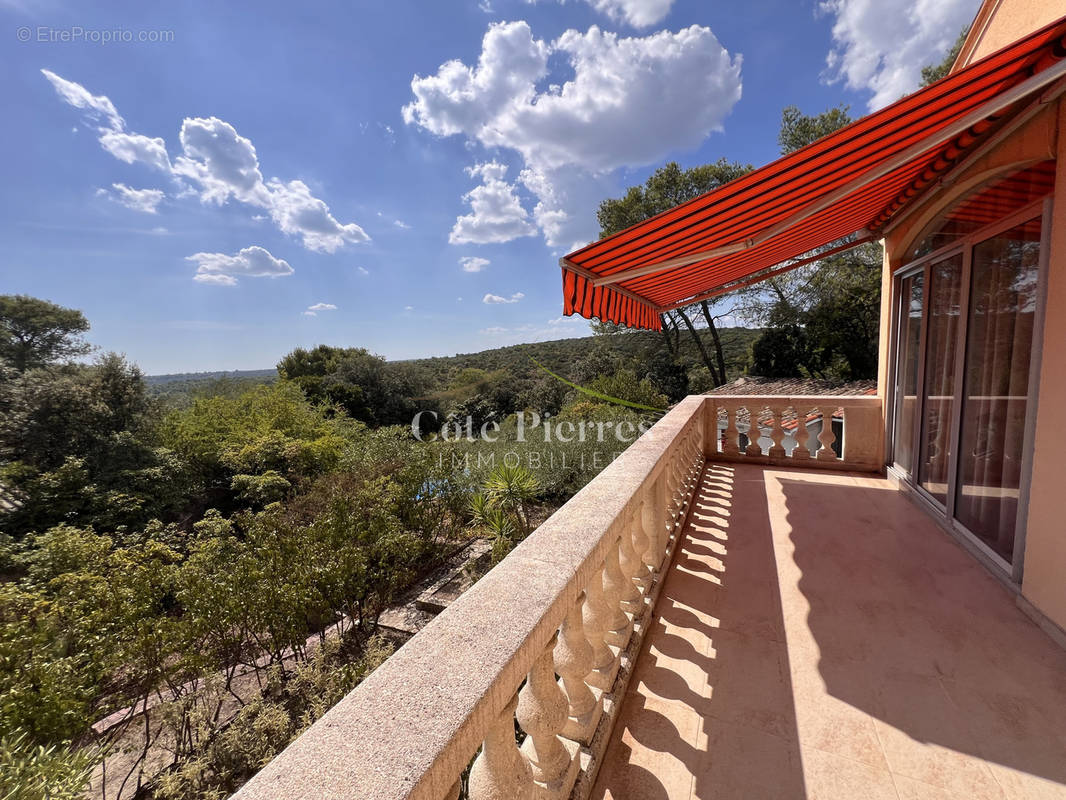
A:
[[957, 0, 1066, 67], [1019, 99, 1066, 632]]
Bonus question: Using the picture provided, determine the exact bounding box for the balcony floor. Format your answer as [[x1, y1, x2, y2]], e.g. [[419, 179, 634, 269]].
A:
[[593, 463, 1066, 800]]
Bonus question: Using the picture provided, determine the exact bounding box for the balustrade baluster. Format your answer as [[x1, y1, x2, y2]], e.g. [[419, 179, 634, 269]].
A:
[[745, 405, 764, 456], [640, 485, 663, 574], [603, 536, 634, 648], [554, 593, 599, 743], [469, 692, 533, 800], [817, 406, 838, 460], [629, 499, 653, 593], [517, 633, 575, 799], [769, 405, 787, 458], [581, 562, 617, 690], [617, 509, 646, 614], [723, 406, 740, 455], [792, 406, 812, 460]]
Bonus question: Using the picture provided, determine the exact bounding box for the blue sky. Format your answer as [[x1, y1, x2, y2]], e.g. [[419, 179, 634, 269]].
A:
[[2, 0, 977, 374]]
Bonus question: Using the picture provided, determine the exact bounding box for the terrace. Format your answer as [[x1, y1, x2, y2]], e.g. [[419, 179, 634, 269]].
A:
[[234, 395, 1066, 800]]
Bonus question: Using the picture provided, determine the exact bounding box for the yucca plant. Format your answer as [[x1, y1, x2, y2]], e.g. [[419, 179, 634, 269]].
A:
[[481, 464, 540, 536]]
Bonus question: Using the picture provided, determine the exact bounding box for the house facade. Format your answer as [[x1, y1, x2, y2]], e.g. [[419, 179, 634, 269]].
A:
[[876, 0, 1066, 636]]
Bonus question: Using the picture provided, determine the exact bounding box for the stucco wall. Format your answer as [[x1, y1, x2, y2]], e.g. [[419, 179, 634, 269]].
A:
[[957, 0, 1066, 67]]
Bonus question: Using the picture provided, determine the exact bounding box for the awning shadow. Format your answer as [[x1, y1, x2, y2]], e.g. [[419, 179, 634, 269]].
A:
[[779, 474, 1066, 788]]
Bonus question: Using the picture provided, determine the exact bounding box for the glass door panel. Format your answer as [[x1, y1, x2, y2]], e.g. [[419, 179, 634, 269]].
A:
[[893, 273, 924, 475], [954, 218, 1042, 563], [918, 254, 963, 505]]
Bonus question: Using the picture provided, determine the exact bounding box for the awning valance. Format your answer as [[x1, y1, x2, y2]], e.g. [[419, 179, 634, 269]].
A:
[[560, 16, 1066, 330]]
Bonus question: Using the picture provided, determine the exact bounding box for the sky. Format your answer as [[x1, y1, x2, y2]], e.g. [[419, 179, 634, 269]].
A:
[[1, 0, 979, 374]]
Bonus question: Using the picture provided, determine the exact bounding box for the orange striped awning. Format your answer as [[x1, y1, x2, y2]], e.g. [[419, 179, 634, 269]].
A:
[[559, 16, 1066, 330]]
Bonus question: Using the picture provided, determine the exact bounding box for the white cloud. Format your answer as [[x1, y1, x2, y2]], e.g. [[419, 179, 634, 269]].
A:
[[479, 315, 592, 341], [393, 219, 411, 229], [404, 21, 743, 247], [41, 72, 369, 253], [404, 305, 415, 311], [450, 161, 537, 244], [187, 245, 294, 286], [532, 0, 674, 28], [586, 0, 673, 27], [357, 266, 370, 275], [459, 256, 491, 272], [307, 302, 338, 311], [98, 130, 172, 172], [821, 0, 978, 111], [483, 291, 525, 304], [98, 183, 165, 213], [193, 273, 238, 286], [41, 69, 123, 130]]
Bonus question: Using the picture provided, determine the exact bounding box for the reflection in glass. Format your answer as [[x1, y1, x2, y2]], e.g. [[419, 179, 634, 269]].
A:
[[954, 218, 1042, 563], [893, 273, 923, 474], [918, 254, 963, 505]]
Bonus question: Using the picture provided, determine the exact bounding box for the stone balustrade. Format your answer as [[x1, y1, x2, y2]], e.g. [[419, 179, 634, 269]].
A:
[[233, 395, 708, 800], [705, 395, 883, 472]]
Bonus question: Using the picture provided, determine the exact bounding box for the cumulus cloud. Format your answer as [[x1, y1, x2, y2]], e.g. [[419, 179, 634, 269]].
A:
[[41, 72, 369, 253], [307, 302, 338, 311], [821, 0, 977, 110], [404, 21, 742, 247], [459, 256, 490, 272], [450, 161, 537, 244], [187, 245, 293, 286], [98, 183, 165, 213], [393, 219, 411, 229], [483, 291, 525, 304], [357, 266, 370, 275]]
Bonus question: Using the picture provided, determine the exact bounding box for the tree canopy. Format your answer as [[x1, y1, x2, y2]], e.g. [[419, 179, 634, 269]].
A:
[[0, 295, 91, 373]]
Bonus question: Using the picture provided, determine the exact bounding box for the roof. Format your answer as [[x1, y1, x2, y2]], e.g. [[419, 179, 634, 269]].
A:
[[559, 16, 1066, 331], [705, 376, 877, 397]]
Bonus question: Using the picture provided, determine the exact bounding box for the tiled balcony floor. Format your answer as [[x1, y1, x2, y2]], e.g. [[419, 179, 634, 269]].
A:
[[593, 463, 1066, 800]]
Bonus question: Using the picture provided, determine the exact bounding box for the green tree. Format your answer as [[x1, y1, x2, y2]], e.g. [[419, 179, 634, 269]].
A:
[[0, 296, 91, 373], [778, 104, 852, 154], [921, 28, 969, 86]]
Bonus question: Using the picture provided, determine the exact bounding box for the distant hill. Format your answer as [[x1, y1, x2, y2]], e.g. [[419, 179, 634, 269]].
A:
[[146, 326, 760, 402], [399, 327, 760, 385], [145, 369, 278, 386]]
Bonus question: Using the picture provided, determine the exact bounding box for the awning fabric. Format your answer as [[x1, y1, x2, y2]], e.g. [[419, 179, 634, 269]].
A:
[[560, 16, 1066, 331]]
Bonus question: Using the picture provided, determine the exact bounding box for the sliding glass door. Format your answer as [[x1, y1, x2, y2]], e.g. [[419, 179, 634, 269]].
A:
[[890, 164, 1051, 572], [953, 220, 1043, 562], [917, 254, 963, 506]]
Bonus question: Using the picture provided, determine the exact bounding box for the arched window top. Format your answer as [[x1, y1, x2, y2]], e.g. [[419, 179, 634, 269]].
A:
[[910, 160, 1055, 259]]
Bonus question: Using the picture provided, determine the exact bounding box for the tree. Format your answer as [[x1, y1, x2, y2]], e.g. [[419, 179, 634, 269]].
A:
[[778, 105, 852, 155], [597, 161, 752, 388], [921, 28, 969, 86], [0, 296, 91, 373]]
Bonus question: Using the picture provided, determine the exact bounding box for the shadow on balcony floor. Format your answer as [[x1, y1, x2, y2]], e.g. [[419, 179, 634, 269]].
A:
[[592, 463, 1066, 800]]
